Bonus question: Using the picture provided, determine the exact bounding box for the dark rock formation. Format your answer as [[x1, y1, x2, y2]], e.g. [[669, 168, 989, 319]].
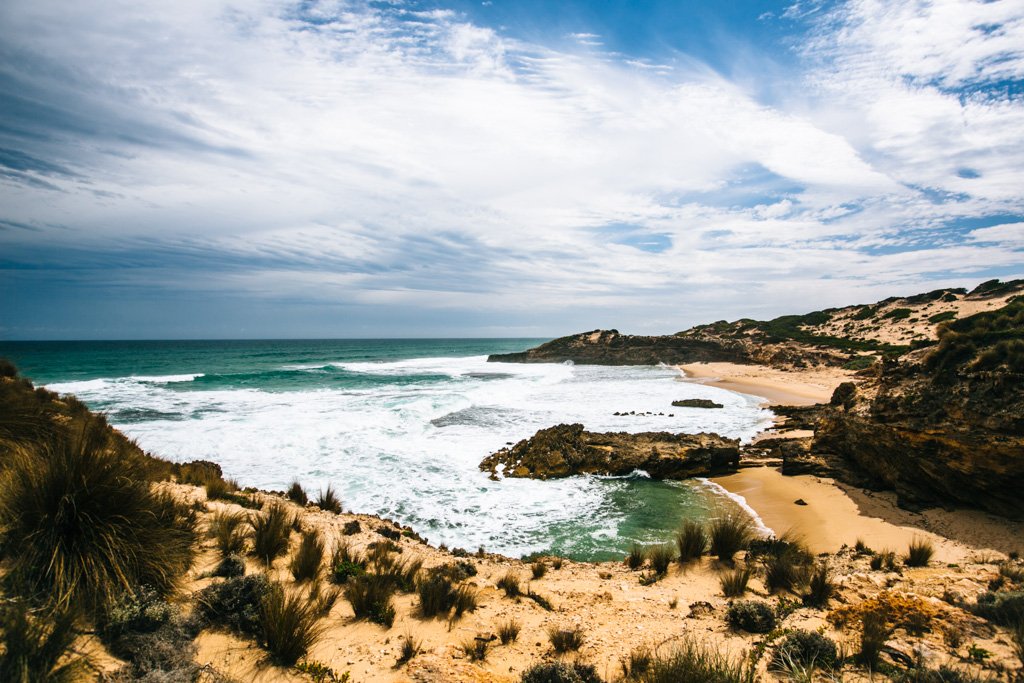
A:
[[672, 398, 724, 409], [479, 423, 740, 480], [488, 329, 752, 366]]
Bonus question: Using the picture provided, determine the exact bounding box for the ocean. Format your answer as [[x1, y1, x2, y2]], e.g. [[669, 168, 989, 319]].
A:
[[0, 338, 775, 561]]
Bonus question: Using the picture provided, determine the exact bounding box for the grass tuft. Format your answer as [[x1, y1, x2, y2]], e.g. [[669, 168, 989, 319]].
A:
[[344, 573, 396, 627], [547, 625, 585, 653], [905, 538, 934, 567], [647, 543, 675, 575], [497, 619, 521, 644], [621, 644, 653, 679], [803, 562, 835, 607], [396, 632, 420, 666], [719, 567, 751, 598], [531, 561, 547, 579], [497, 571, 522, 598], [676, 519, 707, 563], [209, 510, 247, 558], [858, 609, 890, 668], [315, 485, 342, 514], [286, 481, 308, 506], [0, 417, 197, 614], [290, 530, 325, 583], [0, 604, 86, 683], [260, 581, 324, 666], [632, 638, 754, 683], [461, 637, 489, 662], [626, 542, 645, 570], [249, 502, 292, 566], [709, 513, 754, 563]]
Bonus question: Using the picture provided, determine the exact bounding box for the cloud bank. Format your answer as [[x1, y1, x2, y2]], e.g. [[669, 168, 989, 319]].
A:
[[0, 0, 1022, 338]]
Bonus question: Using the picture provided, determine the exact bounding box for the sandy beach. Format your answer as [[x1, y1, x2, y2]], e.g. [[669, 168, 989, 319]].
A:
[[678, 361, 854, 406]]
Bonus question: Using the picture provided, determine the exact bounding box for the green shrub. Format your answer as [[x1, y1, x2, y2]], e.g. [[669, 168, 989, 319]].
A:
[[647, 544, 675, 575], [725, 599, 775, 633], [635, 638, 755, 683], [0, 604, 86, 683], [212, 554, 246, 578], [315, 485, 342, 514], [626, 542, 645, 569], [771, 629, 838, 670], [209, 510, 246, 557], [676, 520, 707, 562], [287, 481, 308, 506], [0, 418, 197, 615], [259, 582, 324, 665], [971, 590, 1024, 625], [497, 618, 521, 644], [290, 530, 324, 583], [249, 503, 291, 566], [196, 574, 273, 637], [497, 571, 522, 598], [905, 538, 934, 567], [709, 514, 754, 563], [719, 567, 750, 598], [344, 573, 396, 627], [929, 311, 957, 324], [521, 662, 603, 683], [803, 562, 835, 607], [547, 625, 585, 653], [100, 586, 175, 640]]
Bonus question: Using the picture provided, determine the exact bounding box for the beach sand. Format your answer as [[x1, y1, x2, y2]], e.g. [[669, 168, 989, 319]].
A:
[[678, 361, 853, 406]]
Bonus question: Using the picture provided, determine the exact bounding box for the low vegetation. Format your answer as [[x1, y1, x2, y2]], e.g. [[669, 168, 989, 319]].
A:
[[260, 581, 324, 665], [676, 519, 707, 562], [719, 567, 751, 597], [497, 571, 522, 598], [249, 502, 292, 566], [315, 485, 343, 514], [497, 618, 521, 644], [287, 480, 308, 505], [209, 510, 247, 557], [0, 604, 85, 683], [709, 514, 753, 563], [905, 538, 935, 567], [290, 529, 325, 582], [628, 638, 755, 683], [344, 573, 397, 627], [547, 625, 585, 653], [726, 599, 776, 633]]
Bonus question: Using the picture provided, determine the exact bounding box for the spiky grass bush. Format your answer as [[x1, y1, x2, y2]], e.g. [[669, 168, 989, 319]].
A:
[[397, 632, 420, 666], [344, 573, 397, 627], [621, 644, 653, 678], [208, 510, 246, 558], [329, 542, 367, 585], [803, 562, 835, 607], [638, 638, 755, 683], [709, 514, 753, 563], [551, 557, 563, 570], [452, 584, 477, 618], [259, 582, 324, 666], [0, 604, 85, 683], [461, 637, 489, 662], [532, 561, 547, 579], [289, 530, 324, 583], [647, 544, 675, 575], [547, 625, 585, 653], [497, 619, 521, 644], [719, 567, 751, 598], [905, 538, 935, 567], [287, 481, 308, 506], [497, 571, 522, 598], [626, 542, 645, 569], [204, 475, 234, 501], [417, 574, 456, 618], [315, 485, 342, 514], [308, 581, 340, 617], [763, 544, 813, 593], [249, 502, 291, 567], [677, 520, 707, 563], [0, 418, 197, 614], [858, 609, 889, 668]]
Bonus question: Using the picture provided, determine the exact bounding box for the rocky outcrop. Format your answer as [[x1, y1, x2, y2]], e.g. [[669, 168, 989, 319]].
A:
[[479, 423, 740, 480], [488, 329, 753, 366], [672, 398, 723, 409]]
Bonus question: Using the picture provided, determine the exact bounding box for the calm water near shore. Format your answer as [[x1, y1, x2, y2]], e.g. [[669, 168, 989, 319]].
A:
[[1, 339, 774, 560]]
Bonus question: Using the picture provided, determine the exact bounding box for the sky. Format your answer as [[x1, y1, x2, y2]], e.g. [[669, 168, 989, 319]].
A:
[[1, 0, 1023, 340]]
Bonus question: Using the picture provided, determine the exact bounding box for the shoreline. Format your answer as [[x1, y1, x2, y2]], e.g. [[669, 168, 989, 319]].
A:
[[678, 360, 853, 406]]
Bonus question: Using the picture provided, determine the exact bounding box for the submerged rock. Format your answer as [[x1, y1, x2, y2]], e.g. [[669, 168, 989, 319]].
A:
[[479, 423, 740, 480], [671, 398, 724, 409]]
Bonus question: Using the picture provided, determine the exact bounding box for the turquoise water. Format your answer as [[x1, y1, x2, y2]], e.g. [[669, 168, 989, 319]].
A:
[[0, 339, 773, 561]]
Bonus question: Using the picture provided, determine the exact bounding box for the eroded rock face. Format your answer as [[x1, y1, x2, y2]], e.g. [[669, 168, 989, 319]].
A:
[[479, 423, 740, 480]]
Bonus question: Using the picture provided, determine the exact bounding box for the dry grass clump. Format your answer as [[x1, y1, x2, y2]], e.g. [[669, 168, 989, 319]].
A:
[[621, 644, 653, 678], [396, 632, 421, 666], [497, 619, 521, 644], [803, 562, 835, 607], [676, 519, 707, 563], [647, 543, 675, 575], [719, 567, 751, 597], [315, 485, 342, 514], [0, 417, 197, 614], [286, 481, 308, 506], [905, 538, 935, 567], [344, 573, 397, 627], [260, 582, 324, 665], [626, 542, 645, 569], [249, 502, 292, 566], [289, 530, 324, 583], [709, 513, 754, 563], [531, 561, 547, 579], [635, 638, 755, 683], [858, 610, 890, 668], [209, 510, 246, 557], [0, 604, 85, 683], [870, 550, 898, 571], [461, 637, 489, 662], [757, 533, 813, 593], [497, 571, 522, 598], [547, 624, 585, 653]]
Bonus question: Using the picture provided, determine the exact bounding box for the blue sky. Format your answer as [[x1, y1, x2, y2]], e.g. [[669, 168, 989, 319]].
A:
[[1, 0, 1022, 339]]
